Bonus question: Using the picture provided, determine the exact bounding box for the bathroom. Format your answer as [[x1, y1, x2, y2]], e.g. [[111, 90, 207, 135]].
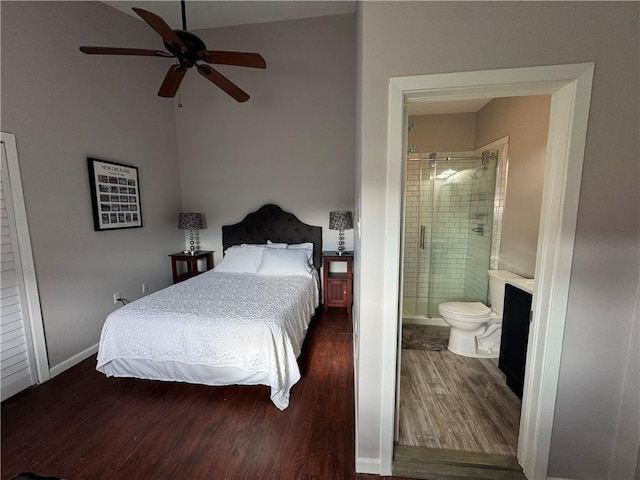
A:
[[397, 95, 551, 461]]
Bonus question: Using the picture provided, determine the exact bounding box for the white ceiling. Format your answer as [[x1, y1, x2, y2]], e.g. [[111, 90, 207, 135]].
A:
[[103, 1, 356, 30]]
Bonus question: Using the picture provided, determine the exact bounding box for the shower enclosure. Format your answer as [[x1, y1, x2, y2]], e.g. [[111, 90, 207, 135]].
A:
[[403, 150, 498, 318]]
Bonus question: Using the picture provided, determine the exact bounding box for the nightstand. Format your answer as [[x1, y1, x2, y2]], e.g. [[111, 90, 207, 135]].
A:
[[169, 250, 214, 284], [322, 251, 353, 314]]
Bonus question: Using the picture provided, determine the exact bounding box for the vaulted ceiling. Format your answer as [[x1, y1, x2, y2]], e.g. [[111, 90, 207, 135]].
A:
[[104, 1, 356, 30], [102, 1, 491, 114]]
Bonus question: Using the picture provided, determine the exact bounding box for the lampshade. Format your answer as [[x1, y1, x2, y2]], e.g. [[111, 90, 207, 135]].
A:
[[178, 212, 204, 230], [329, 210, 353, 230]]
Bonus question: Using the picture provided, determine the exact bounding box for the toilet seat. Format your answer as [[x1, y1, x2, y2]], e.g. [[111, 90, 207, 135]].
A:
[[439, 301, 491, 318]]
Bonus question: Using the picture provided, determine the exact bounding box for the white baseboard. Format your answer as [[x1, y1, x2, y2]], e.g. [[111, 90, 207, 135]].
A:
[[356, 457, 381, 474], [547, 477, 573, 480], [49, 342, 99, 378]]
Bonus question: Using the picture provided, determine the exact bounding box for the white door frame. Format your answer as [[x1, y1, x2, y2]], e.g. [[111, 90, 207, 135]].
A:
[[1, 132, 49, 384], [380, 63, 594, 479]]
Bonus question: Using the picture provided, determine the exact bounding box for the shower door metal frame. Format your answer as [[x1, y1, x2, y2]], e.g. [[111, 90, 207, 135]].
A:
[[416, 158, 435, 317]]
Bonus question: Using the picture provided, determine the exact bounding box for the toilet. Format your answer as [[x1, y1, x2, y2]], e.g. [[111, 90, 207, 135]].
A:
[[438, 269, 525, 358]]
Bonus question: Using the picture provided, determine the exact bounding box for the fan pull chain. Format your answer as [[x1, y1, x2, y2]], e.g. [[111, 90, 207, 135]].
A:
[[178, 88, 183, 108]]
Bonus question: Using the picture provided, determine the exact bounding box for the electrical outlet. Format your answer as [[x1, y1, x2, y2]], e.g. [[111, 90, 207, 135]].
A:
[[113, 292, 121, 304], [142, 283, 148, 294]]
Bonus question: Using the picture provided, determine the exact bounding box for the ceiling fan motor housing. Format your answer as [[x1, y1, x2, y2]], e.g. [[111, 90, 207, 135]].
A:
[[165, 30, 206, 67]]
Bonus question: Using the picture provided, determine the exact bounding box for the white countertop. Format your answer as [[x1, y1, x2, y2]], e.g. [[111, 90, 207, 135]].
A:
[[506, 278, 535, 295]]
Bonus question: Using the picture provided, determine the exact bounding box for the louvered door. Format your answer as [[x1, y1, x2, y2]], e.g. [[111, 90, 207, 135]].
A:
[[1, 140, 37, 400]]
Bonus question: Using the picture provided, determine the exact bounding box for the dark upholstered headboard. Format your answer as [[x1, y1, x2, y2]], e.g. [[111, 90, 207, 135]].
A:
[[222, 204, 323, 269]]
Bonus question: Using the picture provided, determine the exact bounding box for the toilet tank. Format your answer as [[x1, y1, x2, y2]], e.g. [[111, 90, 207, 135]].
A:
[[488, 269, 525, 314]]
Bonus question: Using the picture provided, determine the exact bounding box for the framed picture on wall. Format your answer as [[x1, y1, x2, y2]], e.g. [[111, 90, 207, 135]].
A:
[[87, 157, 143, 231]]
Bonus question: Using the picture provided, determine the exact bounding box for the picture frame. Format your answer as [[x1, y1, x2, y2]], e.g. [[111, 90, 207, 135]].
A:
[[87, 157, 143, 231]]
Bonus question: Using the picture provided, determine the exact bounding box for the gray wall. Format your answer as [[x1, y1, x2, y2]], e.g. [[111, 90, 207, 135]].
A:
[[408, 113, 476, 152], [175, 14, 355, 258], [475, 95, 551, 278], [1, 1, 183, 367], [356, 2, 639, 479]]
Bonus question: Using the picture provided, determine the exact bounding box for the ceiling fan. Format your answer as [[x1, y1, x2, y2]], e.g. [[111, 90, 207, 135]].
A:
[[79, 1, 266, 102]]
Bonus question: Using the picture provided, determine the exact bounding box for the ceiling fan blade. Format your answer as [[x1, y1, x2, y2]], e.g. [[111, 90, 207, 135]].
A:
[[196, 64, 250, 102], [158, 64, 188, 98], [79, 46, 173, 57], [132, 7, 187, 53], [198, 51, 267, 69]]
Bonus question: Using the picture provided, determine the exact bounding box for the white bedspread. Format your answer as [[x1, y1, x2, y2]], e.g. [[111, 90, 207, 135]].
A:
[[96, 270, 319, 410]]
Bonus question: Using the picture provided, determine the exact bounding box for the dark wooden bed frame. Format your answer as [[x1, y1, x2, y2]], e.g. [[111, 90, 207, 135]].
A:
[[221, 204, 323, 269]]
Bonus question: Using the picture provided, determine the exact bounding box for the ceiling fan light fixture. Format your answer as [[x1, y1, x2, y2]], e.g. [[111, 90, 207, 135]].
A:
[[78, 2, 266, 101]]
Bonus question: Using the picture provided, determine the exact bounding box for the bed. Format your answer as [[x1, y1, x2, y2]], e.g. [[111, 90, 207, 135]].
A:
[[96, 204, 322, 410]]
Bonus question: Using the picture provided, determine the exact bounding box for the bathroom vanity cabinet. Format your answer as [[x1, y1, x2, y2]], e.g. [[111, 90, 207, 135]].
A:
[[499, 283, 533, 399]]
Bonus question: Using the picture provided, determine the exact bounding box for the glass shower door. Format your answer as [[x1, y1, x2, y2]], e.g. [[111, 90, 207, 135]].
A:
[[428, 158, 468, 315], [414, 160, 433, 317], [427, 155, 498, 311], [403, 151, 499, 319]]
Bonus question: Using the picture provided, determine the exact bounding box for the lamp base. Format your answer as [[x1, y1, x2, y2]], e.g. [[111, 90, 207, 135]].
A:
[[337, 229, 345, 256], [189, 229, 196, 255]]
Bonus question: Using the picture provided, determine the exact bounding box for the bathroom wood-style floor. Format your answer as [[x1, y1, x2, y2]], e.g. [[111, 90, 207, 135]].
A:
[[398, 348, 522, 456]]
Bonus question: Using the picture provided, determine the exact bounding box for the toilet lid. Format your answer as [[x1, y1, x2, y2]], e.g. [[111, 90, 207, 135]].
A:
[[439, 302, 491, 317]]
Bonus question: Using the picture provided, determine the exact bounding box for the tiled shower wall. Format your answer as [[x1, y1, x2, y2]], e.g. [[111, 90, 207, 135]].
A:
[[403, 142, 508, 317]]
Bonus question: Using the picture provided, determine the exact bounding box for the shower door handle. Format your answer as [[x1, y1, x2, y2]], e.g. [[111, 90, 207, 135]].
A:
[[419, 225, 425, 249]]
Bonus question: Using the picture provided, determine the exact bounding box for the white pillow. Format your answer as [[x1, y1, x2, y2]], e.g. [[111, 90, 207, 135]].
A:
[[214, 245, 264, 273], [257, 248, 313, 277], [267, 240, 288, 248], [287, 242, 313, 251], [286, 242, 314, 264]]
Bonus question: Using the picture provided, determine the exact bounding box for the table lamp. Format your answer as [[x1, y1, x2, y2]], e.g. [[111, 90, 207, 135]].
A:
[[178, 212, 204, 255], [329, 210, 353, 256]]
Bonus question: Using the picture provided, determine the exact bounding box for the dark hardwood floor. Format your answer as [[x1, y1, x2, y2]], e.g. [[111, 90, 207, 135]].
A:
[[1, 309, 412, 480]]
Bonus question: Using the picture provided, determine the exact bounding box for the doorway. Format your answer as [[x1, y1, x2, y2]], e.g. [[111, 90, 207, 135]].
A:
[[379, 63, 595, 478], [398, 143, 521, 458], [397, 95, 550, 463]]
